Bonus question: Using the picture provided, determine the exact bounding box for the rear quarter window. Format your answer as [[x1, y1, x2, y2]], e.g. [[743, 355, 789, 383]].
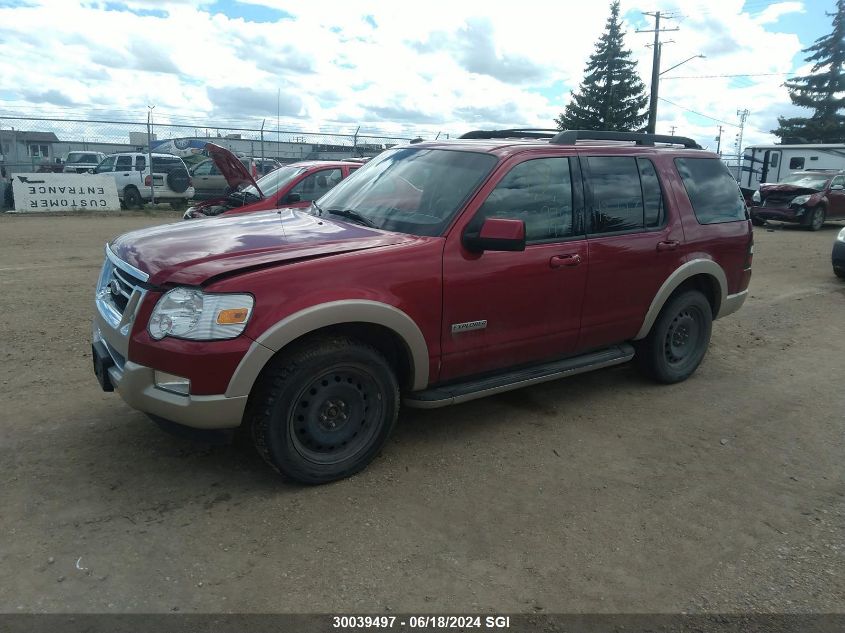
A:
[[151, 157, 184, 173], [674, 158, 747, 224]]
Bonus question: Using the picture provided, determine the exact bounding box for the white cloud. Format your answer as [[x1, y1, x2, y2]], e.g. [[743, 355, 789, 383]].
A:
[[754, 1, 806, 25], [0, 0, 812, 149]]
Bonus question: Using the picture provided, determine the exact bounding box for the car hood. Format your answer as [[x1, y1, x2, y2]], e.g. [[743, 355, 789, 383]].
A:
[[109, 209, 416, 286], [206, 142, 262, 196], [760, 184, 820, 196]]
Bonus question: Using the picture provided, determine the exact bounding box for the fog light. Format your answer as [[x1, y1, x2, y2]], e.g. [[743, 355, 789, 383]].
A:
[[154, 371, 190, 395]]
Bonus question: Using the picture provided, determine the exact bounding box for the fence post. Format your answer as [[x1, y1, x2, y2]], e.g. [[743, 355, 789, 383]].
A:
[[260, 119, 265, 165]]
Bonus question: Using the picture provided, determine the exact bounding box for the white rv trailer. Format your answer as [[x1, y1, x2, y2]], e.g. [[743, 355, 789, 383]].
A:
[[740, 144, 845, 192]]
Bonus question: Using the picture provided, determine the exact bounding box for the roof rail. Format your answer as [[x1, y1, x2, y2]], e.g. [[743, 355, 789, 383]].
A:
[[459, 129, 560, 140], [550, 130, 702, 149]]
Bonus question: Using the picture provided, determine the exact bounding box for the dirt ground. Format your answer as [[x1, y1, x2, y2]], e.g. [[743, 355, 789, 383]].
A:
[[0, 212, 843, 615]]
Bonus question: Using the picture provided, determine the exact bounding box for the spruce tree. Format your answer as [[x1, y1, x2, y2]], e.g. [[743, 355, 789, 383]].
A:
[[772, 0, 845, 143], [555, 1, 648, 131]]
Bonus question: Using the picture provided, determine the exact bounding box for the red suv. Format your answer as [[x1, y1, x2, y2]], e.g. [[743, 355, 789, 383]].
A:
[[183, 143, 363, 219], [92, 130, 753, 483]]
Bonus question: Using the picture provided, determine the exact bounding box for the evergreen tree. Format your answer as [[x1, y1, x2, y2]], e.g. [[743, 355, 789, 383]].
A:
[[555, 1, 648, 131], [772, 0, 845, 143]]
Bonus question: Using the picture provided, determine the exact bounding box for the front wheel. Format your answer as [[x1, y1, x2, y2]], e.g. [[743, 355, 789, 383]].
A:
[[751, 216, 765, 227], [805, 206, 825, 231], [636, 289, 713, 384], [123, 186, 143, 210], [249, 336, 399, 484]]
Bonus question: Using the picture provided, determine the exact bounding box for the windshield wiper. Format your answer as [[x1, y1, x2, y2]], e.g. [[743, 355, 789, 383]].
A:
[[327, 208, 378, 228]]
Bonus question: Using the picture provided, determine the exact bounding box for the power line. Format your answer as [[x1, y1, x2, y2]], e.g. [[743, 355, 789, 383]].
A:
[[657, 97, 740, 127], [660, 72, 792, 80]]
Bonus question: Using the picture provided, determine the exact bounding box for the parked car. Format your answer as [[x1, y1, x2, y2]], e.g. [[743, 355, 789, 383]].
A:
[[190, 156, 281, 200], [92, 129, 752, 483], [63, 151, 106, 174], [749, 170, 845, 230], [35, 158, 65, 173], [93, 152, 194, 208], [183, 144, 362, 219], [833, 227, 845, 279]]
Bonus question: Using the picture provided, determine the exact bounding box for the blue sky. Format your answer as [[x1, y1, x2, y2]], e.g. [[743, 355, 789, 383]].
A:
[[0, 0, 839, 149]]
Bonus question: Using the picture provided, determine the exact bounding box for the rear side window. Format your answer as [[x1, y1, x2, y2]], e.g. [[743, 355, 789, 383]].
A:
[[674, 158, 746, 224], [115, 155, 133, 169]]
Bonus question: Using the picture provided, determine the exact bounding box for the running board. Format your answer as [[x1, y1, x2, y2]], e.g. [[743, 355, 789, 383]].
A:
[[404, 344, 635, 409]]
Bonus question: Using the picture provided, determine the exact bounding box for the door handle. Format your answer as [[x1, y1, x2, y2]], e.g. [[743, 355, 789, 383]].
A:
[[656, 240, 680, 252], [550, 254, 582, 268]]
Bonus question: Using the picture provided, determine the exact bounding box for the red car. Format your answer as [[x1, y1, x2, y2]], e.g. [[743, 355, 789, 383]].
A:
[[749, 170, 845, 230], [183, 143, 364, 219], [93, 129, 752, 483]]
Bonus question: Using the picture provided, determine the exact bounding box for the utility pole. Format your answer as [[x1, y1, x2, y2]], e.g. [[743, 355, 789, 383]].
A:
[[638, 12, 679, 134], [147, 105, 155, 205], [715, 125, 723, 156], [735, 109, 749, 181], [669, 125, 676, 136]]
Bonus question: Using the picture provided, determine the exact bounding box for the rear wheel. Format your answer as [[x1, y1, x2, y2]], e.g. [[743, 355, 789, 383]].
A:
[[123, 186, 143, 210], [751, 217, 765, 227], [249, 336, 399, 484], [805, 206, 825, 231], [636, 289, 713, 384]]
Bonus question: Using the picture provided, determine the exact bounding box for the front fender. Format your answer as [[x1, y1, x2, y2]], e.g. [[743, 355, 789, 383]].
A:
[[225, 300, 430, 397]]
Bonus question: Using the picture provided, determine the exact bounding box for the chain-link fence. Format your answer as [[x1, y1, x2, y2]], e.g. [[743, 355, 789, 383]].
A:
[[0, 115, 418, 175]]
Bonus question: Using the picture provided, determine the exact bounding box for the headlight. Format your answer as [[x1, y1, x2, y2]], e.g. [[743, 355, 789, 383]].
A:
[[148, 287, 253, 340], [752, 190, 761, 203], [838, 227, 845, 242], [790, 194, 811, 206]]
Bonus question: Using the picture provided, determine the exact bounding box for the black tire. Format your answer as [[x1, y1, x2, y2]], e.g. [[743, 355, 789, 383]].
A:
[[804, 206, 825, 231], [123, 186, 143, 210], [751, 216, 765, 227], [166, 168, 190, 194], [834, 266, 845, 280], [636, 289, 713, 384], [249, 336, 399, 484]]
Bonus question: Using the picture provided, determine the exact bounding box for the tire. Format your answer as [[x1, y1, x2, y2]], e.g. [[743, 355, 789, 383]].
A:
[[166, 168, 190, 194], [249, 336, 399, 484], [751, 216, 765, 227], [804, 206, 825, 231], [123, 186, 143, 210], [636, 289, 713, 384], [835, 266, 845, 280]]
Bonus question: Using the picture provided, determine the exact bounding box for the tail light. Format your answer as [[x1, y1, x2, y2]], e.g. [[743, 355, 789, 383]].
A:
[[144, 175, 152, 186]]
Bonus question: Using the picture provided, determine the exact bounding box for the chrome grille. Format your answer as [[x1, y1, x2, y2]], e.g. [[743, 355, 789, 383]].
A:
[[95, 245, 149, 330]]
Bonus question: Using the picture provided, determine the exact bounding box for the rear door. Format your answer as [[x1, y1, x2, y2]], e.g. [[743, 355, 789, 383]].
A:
[[113, 155, 135, 193], [827, 175, 845, 217], [577, 154, 685, 351], [440, 154, 589, 381]]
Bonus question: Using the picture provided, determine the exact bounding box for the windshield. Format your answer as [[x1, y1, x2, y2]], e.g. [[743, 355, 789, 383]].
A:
[[780, 174, 830, 190], [313, 148, 497, 236], [67, 153, 96, 164], [242, 165, 306, 198]]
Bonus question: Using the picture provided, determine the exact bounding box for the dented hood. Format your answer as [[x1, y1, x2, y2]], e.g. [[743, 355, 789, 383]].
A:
[[109, 209, 415, 286], [206, 142, 262, 195]]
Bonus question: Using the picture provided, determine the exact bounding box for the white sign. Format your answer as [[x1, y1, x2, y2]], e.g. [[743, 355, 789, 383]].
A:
[[11, 173, 120, 212]]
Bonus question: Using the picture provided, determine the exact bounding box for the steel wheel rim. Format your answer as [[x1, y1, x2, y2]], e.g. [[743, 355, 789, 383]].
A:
[[812, 209, 824, 230], [664, 306, 705, 367], [288, 364, 383, 465]]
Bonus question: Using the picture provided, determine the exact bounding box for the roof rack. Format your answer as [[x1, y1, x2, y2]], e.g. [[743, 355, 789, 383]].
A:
[[459, 129, 560, 140], [550, 130, 702, 149]]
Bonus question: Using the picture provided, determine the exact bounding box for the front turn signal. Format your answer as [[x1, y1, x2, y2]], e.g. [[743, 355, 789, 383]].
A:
[[216, 308, 250, 325]]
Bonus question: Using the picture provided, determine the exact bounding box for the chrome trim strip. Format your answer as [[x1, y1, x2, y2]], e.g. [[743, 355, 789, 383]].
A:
[[105, 243, 149, 282]]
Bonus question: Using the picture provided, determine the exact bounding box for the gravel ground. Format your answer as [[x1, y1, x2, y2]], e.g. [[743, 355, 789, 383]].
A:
[[0, 213, 842, 615]]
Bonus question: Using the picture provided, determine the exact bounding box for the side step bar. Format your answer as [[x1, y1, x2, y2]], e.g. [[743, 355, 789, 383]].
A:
[[404, 344, 635, 409]]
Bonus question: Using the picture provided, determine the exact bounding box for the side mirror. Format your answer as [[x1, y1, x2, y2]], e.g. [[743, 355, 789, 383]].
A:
[[831, 184, 844, 191], [282, 192, 301, 205], [463, 217, 526, 252]]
